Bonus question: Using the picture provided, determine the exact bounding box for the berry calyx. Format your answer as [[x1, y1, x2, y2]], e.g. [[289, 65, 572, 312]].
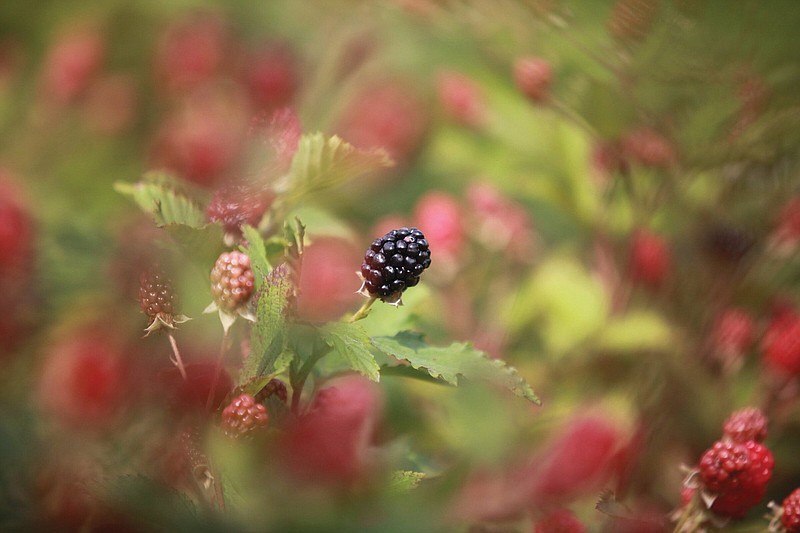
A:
[[358, 227, 431, 305], [723, 407, 767, 444], [782, 488, 800, 533], [210, 251, 255, 313], [221, 394, 269, 438]]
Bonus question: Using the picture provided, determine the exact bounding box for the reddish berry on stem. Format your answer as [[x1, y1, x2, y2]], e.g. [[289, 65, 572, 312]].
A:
[[782, 488, 800, 533], [514, 57, 552, 103], [139, 266, 180, 333], [206, 182, 274, 241], [533, 508, 586, 533], [699, 441, 751, 493], [621, 128, 676, 169], [221, 394, 269, 438], [762, 312, 800, 376], [723, 407, 767, 444], [210, 251, 255, 312], [629, 230, 670, 288]]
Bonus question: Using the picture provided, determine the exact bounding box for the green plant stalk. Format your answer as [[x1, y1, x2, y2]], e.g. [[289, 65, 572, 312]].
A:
[[289, 345, 330, 414]]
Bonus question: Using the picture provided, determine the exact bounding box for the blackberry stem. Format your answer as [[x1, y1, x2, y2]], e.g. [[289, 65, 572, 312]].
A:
[[206, 329, 230, 412], [349, 297, 377, 323], [290, 344, 329, 414], [168, 332, 187, 380]]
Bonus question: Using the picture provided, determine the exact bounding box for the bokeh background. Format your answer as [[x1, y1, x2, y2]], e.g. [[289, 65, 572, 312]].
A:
[[2, 1, 800, 531]]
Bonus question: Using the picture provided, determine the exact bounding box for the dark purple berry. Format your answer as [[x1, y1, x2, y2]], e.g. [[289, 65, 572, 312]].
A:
[[360, 227, 431, 301]]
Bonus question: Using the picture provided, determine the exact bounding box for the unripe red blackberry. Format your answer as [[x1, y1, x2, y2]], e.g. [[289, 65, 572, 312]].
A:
[[699, 441, 750, 493], [514, 57, 552, 104], [210, 251, 255, 312], [762, 312, 800, 376], [534, 508, 585, 533], [628, 229, 671, 288], [723, 407, 767, 443], [206, 182, 274, 241], [139, 266, 177, 324], [221, 394, 269, 438], [359, 227, 431, 303], [782, 488, 800, 533]]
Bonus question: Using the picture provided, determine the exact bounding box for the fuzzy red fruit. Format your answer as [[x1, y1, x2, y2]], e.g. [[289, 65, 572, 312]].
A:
[[245, 44, 300, 112], [281, 375, 383, 484], [206, 182, 274, 240], [154, 13, 227, 93], [528, 414, 624, 504], [0, 175, 34, 274], [40, 26, 104, 105], [534, 509, 585, 533], [151, 89, 247, 187], [296, 237, 361, 323], [221, 394, 269, 438], [413, 191, 465, 262], [723, 407, 767, 444], [466, 182, 536, 260], [713, 308, 754, 360], [336, 81, 427, 165], [762, 312, 800, 376], [436, 70, 485, 127], [38, 329, 128, 429], [782, 488, 800, 533], [514, 57, 552, 103], [210, 250, 255, 312], [621, 128, 676, 169], [628, 230, 670, 288]]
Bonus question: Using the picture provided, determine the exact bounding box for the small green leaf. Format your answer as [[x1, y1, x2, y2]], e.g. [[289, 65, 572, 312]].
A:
[[285, 133, 393, 198], [371, 332, 540, 404], [388, 470, 426, 492], [240, 225, 271, 290], [241, 265, 292, 384], [115, 176, 205, 228], [320, 322, 381, 382]]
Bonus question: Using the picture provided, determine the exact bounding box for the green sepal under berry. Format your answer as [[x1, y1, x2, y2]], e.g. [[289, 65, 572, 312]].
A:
[[371, 331, 540, 405]]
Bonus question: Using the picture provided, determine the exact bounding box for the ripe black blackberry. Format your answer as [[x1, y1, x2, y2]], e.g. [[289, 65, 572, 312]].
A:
[[359, 227, 431, 304]]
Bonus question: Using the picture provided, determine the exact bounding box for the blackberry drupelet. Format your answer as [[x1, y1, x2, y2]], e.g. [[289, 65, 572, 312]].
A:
[[360, 227, 431, 303]]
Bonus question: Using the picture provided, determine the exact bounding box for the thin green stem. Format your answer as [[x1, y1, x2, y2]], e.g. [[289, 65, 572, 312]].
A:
[[290, 345, 329, 414], [167, 332, 187, 380], [349, 297, 377, 323]]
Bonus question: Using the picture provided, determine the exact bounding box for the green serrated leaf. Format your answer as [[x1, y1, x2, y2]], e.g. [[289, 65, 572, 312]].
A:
[[241, 266, 292, 384], [115, 178, 205, 228], [285, 133, 393, 198], [388, 470, 426, 492], [240, 225, 271, 290], [371, 332, 540, 404], [320, 322, 381, 382]]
